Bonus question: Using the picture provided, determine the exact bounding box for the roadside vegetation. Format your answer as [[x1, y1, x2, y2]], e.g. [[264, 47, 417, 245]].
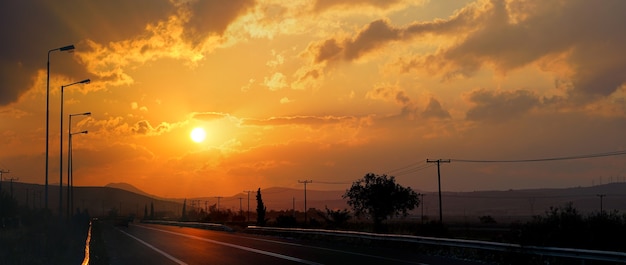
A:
[[0, 190, 90, 265], [146, 173, 626, 255]]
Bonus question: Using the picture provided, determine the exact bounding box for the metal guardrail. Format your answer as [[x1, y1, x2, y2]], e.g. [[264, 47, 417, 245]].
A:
[[142, 220, 234, 232], [246, 226, 626, 263]]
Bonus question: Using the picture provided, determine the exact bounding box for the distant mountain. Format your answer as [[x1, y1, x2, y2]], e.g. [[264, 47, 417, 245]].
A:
[[4, 182, 626, 221], [5, 182, 182, 218], [105, 182, 156, 198]]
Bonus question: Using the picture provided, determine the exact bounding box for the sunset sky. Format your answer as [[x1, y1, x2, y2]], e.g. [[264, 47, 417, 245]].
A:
[[1, 0, 625, 198]]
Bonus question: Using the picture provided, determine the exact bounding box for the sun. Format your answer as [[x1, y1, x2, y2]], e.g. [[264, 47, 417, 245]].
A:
[[190, 127, 206, 143]]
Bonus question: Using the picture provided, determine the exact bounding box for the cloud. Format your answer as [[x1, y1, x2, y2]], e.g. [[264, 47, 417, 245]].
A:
[[132, 120, 172, 135], [180, 0, 256, 45], [242, 115, 356, 127], [366, 84, 418, 118], [309, 19, 401, 64], [311, 0, 424, 14], [0, 0, 174, 106], [280, 97, 293, 104], [307, 0, 626, 104], [422, 97, 451, 119], [306, 2, 483, 65], [264, 72, 288, 91], [192, 112, 235, 121], [465, 89, 541, 123]]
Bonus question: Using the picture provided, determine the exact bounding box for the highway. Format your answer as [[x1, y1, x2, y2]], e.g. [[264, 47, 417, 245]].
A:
[[99, 222, 483, 265]]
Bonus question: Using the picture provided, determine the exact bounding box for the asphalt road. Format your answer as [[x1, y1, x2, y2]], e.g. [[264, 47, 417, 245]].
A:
[[99, 222, 483, 265]]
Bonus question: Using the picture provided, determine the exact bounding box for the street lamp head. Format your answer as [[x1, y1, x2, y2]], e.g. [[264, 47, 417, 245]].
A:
[[81, 130, 88, 135], [59, 45, 75, 52], [79, 79, 90, 84], [84, 112, 92, 116]]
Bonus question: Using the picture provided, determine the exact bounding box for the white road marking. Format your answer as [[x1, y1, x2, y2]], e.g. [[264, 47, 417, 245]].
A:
[[81, 221, 92, 265], [118, 228, 188, 265], [226, 233, 430, 265], [136, 225, 323, 265]]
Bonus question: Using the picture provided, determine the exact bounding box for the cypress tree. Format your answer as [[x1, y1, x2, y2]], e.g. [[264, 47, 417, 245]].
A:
[[256, 188, 267, 226]]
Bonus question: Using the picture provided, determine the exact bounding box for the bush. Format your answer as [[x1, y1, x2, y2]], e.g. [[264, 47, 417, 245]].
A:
[[517, 202, 626, 251], [275, 214, 297, 227]]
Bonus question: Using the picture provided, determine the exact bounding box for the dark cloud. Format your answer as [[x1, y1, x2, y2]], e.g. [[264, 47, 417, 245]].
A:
[[312, 0, 404, 12], [465, 89, 540, 123], [422, 98, 451, 119], [310, 19, 401, 64], [132, 120, 170, 135], [181, 0, 256, 45], [425, 0, 626, 102], [309, 0, 626, 103], [0, 62, 32, 106], [0, 0, 173, 106], [367, 85, 417, 117]]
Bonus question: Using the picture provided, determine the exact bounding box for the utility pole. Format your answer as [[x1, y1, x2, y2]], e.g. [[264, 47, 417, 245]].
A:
[[420, 194, 425, 224], [7, 177, 19, 198], [298, 180, 312, 224], [0, 169, 9, 194], [243, 190, 253, 222], [0, 170, 7, 217], [238, 197, 243, 214], [215, 196, 223, 212], [597, 194, 606, 213], [427, 159, 450, 224]]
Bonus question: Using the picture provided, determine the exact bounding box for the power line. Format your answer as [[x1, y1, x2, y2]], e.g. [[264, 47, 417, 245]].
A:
[[386, 161, 426, 174], [393, 164, 435, 176], [314, 181, 351, 185], [384, 160, 435, 177], [452, 150, 626, 163]]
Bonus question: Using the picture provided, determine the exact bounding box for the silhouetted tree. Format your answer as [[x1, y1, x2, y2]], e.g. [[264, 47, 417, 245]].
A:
[[322, 207, 352, 228], [256, 188, 267, 226], [343, 173, 420, 232], [0, 190, 18, 222], [275, 214, 297, 227]]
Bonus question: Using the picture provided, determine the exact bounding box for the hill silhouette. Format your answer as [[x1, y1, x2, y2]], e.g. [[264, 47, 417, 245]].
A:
[[3, 182, 626, 220], [105, 182, 158, 198]]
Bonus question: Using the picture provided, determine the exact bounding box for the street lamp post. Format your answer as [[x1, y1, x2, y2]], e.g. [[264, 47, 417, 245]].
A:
[[59, 79, 90, 217], [46, 44, 75, 211], [67, 112, 90, 219]]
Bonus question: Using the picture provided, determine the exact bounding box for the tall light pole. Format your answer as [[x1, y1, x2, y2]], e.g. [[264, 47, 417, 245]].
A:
[[59, 79, 90, 217], [46, 44, 75, 211], [68, 130, 87, 218], [67, 112, 90, 218]]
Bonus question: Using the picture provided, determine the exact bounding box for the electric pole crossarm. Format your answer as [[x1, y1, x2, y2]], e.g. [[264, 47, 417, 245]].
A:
[[298, 180, 313, 224]]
